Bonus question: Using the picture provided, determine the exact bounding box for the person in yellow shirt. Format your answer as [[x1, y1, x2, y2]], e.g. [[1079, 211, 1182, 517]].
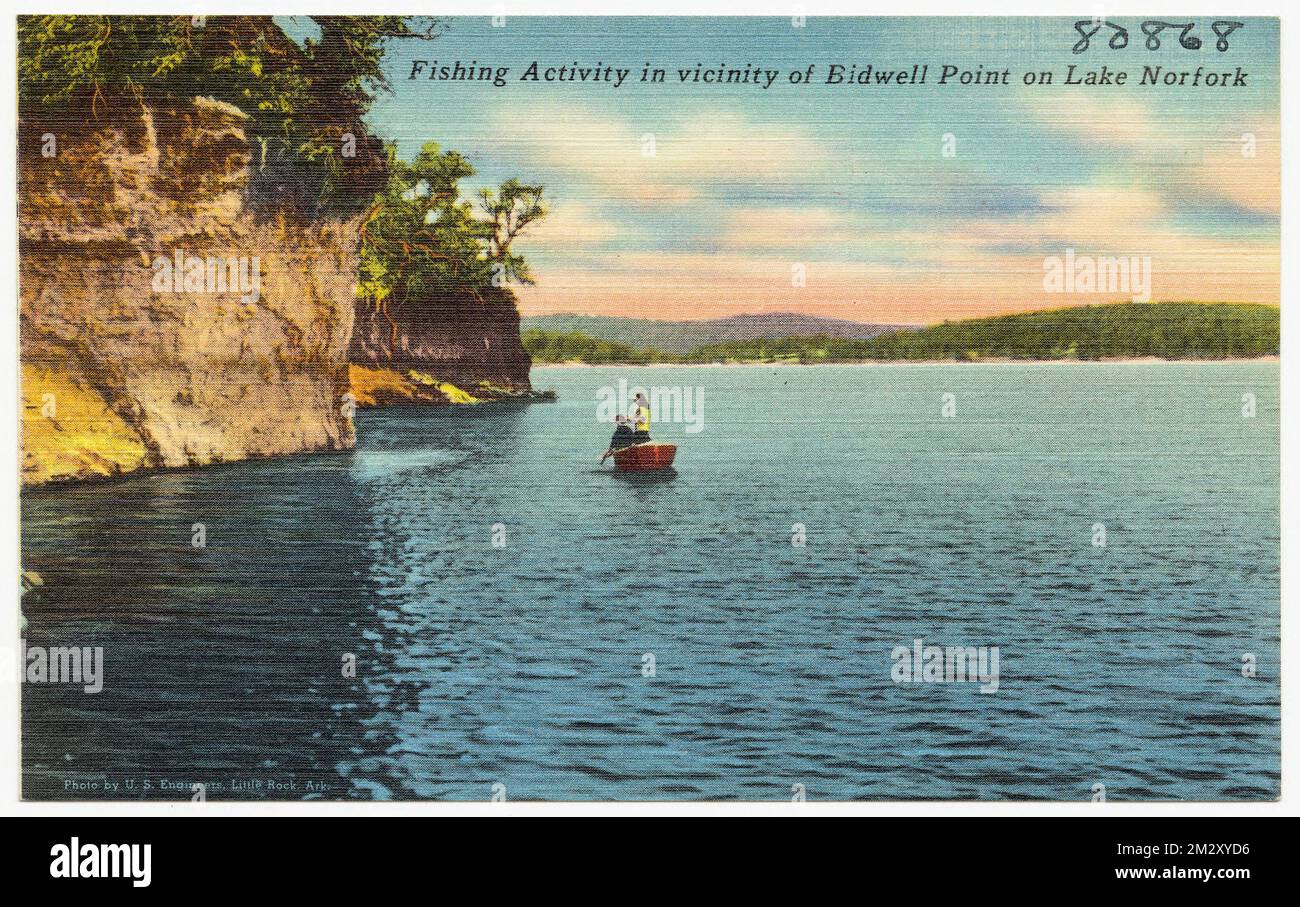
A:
[[631, 392, 651, 442]]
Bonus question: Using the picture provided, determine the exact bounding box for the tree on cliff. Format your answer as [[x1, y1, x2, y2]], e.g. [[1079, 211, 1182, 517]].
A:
[[357, 142, 548, 351], [18, 14, 440, 213], [479, 179, 547, 285]]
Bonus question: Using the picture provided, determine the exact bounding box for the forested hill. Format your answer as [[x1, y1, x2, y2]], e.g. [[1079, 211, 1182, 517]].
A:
[[521, 312, 911, 354], [525, 303, 1279, 364]]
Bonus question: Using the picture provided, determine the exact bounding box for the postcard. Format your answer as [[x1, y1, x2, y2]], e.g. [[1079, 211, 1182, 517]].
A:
[[17, 14, 1279, 802]]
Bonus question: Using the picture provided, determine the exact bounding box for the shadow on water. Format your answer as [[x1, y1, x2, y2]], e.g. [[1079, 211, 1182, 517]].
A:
[[20, 452, 415, 800], [594, 467, 679, 485]]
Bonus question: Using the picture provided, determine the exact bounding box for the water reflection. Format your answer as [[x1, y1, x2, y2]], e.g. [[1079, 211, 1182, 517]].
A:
[[21, 452, 399, 800]]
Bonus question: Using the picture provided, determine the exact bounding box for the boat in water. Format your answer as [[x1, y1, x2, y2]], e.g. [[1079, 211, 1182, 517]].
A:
[[611, 442, 677, 472]]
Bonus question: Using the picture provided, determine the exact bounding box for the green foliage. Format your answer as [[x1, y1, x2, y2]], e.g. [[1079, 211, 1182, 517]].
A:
[[525, 304, 1280, 364], [17, 16, 187, 105], [18, 14, 440, 213], [478, 179, 546, 285], [358, 142, 546, 316]]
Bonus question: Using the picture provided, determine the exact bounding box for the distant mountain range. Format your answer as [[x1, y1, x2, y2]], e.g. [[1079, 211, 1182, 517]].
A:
[[520, 313, 918, 355], [523, 303, 1280, 365]]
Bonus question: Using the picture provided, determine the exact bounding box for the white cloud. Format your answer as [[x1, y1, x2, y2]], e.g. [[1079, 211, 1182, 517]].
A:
[[721, 207, 865, 250], [1195, 121, 1280, 215], [520, 200, 623, 252], [492, 104, 832, 205], [1022, 91, 1279, 217]]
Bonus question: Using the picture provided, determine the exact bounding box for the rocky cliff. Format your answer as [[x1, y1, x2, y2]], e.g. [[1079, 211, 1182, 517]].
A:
[[20, 96, 358, 484], [349, 286, 534, 400]]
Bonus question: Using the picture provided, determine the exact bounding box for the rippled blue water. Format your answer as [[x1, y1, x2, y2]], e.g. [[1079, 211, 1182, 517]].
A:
[[21, 362, 1279, 800]]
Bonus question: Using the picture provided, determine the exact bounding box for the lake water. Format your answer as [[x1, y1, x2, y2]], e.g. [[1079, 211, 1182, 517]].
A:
[[21, 362, 1280, 801]]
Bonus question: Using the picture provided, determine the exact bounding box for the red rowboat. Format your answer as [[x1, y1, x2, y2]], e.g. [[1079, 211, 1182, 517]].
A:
[[611, 442, 677, 472]]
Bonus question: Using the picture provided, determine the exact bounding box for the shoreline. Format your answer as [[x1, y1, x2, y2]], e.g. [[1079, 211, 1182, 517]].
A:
[[533, 355, 1280, 368]]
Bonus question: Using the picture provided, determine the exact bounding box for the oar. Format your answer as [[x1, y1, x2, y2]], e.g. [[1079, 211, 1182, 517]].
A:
[[601, 440, 652, 463]]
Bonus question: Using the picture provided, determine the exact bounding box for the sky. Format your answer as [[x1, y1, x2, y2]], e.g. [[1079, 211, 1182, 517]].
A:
[[361, 16, 1280, 324]]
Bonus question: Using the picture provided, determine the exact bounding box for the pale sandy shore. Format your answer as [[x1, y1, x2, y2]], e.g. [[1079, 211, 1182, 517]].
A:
[[534, 356, 1278, 368]]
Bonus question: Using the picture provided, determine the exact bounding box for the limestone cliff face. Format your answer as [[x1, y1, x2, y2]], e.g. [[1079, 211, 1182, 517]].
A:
[[20, 96, 357, 484], [349, 286, 533, 391]]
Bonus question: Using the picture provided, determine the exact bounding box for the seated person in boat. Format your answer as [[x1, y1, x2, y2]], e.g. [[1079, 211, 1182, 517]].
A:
[[601, 415, 636, 462]]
